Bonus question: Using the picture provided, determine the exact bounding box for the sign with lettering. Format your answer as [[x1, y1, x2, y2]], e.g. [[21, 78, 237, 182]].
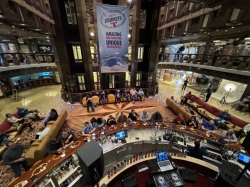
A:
[[96, 4, 129, 73]]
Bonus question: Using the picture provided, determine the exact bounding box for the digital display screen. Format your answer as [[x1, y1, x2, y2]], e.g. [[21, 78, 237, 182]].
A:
[[116, 131, 126, 139], [39, 72, 51, 77], [156, 151, 168, 162], [238, 153, 250, 164]]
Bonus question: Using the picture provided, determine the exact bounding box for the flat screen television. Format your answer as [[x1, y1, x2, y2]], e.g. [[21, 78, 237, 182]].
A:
[[238, 153, 250, 164], [116, 131, 127, 139]]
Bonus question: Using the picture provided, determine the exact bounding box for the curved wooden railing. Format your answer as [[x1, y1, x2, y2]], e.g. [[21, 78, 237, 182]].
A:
[[158, 53, 250, 71]]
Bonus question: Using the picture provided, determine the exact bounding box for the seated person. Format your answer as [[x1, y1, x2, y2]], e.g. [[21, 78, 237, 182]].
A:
[[0, 131, 9, 145], [128, 110, 139, 121], [99, 91, 107, 106], [130, 88, 137, 103], [139, 110, 151, 122], [46, 138, 63, 155], [115, 90, 122, 105], [186, 116, 199, 129], [107, 115, 117, 126], [180, 91, 194, 105], [137, 88, 144, 101], [189, 140, 207, 160], [219, 129, 237, 144], [150, 111, 163, 123], [117, 112, 128, 122], [170, 96, 177, 103], [16, 107, 41, 120], [61, 131, 77, 148], [6, 113, 24, 127], [44, 109, 58, 127], [232, 95, 250, 109], [201, 120, 217, 133], [214, 110, 230, 127], [123, 90, 130, 102], [172, 113, 186, 126], [82, 122, 96, 137], [91, 117, 106, 128]]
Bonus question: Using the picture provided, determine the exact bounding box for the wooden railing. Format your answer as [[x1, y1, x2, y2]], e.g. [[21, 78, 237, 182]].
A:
[[158, 53, 250, 71]]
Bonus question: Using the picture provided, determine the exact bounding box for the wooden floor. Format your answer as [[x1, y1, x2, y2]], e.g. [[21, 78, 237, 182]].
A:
[[66, 98, 170, 131]]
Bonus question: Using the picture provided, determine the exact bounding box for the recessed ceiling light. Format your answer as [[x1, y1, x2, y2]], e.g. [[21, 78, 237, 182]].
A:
[[22, 29, 24, 30], [208, 33, 209, 34], [8, 32, 9, 33], [90, 32, 94, 36], [239, 31, 240, 32], [12, 26, 15, 28], [128, 34, 131, 38], [225, 30, 227, 32], [204, 32, 206, 33], [0, 23, 2, 24], [216, 29, 218, 31], [47, 36, 49, 38], [232, 27, 234, 28]]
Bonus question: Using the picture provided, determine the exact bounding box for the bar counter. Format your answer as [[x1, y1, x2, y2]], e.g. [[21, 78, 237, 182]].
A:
[[10, 121, 245, 187]]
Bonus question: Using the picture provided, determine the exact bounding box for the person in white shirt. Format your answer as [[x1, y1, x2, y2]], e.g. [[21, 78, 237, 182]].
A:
[[6, 113, 24, 127], [139, 110, 151, 122]]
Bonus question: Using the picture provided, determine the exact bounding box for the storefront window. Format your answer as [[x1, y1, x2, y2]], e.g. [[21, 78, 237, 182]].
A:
[[109, 74, 115, 88], [64, 0, 77, 25]]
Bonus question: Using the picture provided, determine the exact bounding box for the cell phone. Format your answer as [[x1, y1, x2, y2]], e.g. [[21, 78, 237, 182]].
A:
[[30, 175, 37, 182]]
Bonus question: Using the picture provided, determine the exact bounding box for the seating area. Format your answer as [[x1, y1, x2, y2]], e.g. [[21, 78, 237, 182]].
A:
[[166, 96, 249, 136], [25, 110, 68, 166], [82, 91, 145, 106]]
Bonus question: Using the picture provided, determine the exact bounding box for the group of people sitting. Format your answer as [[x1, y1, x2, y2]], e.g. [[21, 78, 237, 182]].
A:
[[1, 108, 58, 146], [85, 88, 145, 112]]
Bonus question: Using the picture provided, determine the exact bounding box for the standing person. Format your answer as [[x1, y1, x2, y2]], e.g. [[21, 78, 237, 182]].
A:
[[204, 85, 213, 102], [137, 88, 144, 101], [130, 88, 137, 103], [44, 109, 58, 126], [115, 90, 122, 105], [182, 78, 189, 91], [99, 91, 107, 106], [86, 93, 95, 113], [3, 141, 30, 177]]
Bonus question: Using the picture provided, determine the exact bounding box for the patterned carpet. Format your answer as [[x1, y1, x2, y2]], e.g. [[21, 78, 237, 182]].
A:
[[1, 97, 175, 187], [67, 98, 175, 131]]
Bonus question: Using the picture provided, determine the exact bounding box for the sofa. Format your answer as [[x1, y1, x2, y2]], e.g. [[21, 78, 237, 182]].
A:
[[187, 96, 249, 129], [25, 109, 68, 166], [0, 113, 27, 157], [166, 98, 192, 122]]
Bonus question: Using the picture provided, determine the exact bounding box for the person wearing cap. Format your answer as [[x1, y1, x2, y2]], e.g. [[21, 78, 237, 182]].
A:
[[61, 131, 77, 148], [82, 122, 96, 137]]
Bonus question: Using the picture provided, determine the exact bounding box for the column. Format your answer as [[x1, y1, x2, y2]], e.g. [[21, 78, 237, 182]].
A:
[[130, 0, 141, 87], [75, 0, 94, 91], [148, 0, 161, 83], [201, 37, 212, 64], [49, 0, 71, 86]]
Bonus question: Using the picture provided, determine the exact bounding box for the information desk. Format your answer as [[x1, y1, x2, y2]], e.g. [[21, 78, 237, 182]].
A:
[[10, 121, 244, 187]]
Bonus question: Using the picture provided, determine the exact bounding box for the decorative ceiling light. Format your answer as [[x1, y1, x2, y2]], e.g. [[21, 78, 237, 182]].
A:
[[90, 32, 95, 36], [128, 34, 131, 38]]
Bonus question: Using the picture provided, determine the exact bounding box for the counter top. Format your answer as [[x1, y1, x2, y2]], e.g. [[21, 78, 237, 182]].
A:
[[10, 120, 244, 187]]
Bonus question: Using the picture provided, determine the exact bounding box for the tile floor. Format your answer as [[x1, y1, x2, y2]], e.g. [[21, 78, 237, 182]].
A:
[[0, 81, 249, 124]]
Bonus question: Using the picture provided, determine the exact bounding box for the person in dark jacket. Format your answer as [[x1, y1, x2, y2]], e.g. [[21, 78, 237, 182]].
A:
[[182, 79, 189, 91], [115, 90, 122, 105], [61, 131, 77, 148], [214, 110, 230, 127], [46, 138, 63, 155], [44, 109, 58, 126], [189, 140, 207, 160], [128, 110, 139, 121], [0, 131, 9, 145], [107, 115, 117, 126], [204, 85, 213, 102], [3, 141, 30, 177], [86, 93, 95, 113], [186, 116, 198, 129], [123, 90, 130, 102], [150, 111, 163, 123]]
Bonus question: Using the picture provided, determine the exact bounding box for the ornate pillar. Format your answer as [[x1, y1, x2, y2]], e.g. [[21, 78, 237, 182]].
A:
[[75, 0, 94, 91], [130, 0, 141, 87]]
